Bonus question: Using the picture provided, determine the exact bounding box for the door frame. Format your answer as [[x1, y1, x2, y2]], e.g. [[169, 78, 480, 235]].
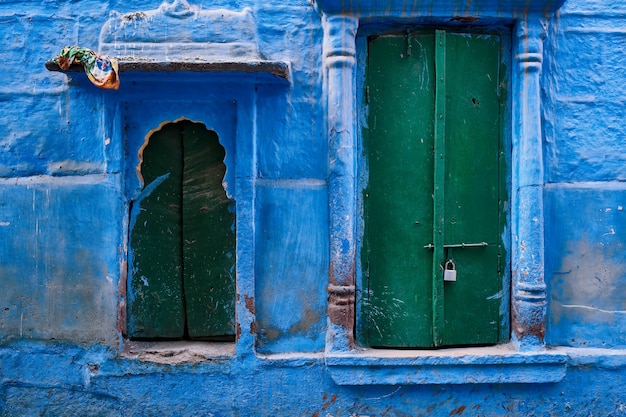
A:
[[324, 15, 549, 352], [356, 28, 512, 349]]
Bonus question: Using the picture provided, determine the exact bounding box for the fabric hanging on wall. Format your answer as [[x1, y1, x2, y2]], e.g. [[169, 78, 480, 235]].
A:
[[52, 46, 120, 90]]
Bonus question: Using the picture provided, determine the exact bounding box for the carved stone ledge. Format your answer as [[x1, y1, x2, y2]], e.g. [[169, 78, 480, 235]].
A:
[[47, 1, 291, 81], [314, 0, 566, 15], [326, 345, 567, 385], [45, 60, 290, 80]]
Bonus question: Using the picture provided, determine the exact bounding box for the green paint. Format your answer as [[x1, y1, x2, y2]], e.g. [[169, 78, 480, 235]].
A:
[[362, 33, 436, 348], [129, 121, 235, 340], [182, 123, 236, 339], [433, 29, 447, 347], [441, 32, 505, 346], [129, 123, 185, 339], [361, 31, 507, 348]]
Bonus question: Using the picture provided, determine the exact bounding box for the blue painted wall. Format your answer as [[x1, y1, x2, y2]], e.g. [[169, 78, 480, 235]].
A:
[[2, 0, 626, 415]]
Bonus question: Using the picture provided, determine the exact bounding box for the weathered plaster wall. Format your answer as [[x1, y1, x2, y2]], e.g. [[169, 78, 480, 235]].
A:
[[0, 176, 120, 345], [1, 0, 626, 415], [2, 343, 626, 416], [544, 0, 626, 348]]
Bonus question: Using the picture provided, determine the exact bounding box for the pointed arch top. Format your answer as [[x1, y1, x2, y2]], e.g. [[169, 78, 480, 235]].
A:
[[137, 118, 235, 200]]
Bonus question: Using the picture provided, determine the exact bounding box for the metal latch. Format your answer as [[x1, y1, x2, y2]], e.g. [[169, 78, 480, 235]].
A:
[[424, 242, 488, 250]]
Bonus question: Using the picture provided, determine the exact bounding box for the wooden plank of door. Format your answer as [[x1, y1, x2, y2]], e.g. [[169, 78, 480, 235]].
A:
[[441, 32, 505, 346], [361, 33, 436, 348], [432, 29, 447, 347], [128, 123, 185, 339], [181, 121, 236, 339]]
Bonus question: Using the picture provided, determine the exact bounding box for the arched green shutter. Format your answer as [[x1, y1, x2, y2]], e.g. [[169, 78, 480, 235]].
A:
[[128, 121, 235, 340]]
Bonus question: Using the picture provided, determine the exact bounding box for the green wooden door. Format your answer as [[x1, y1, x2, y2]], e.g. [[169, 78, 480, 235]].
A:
[[360, 30, 507, 348], [128, 121, 236, 340]]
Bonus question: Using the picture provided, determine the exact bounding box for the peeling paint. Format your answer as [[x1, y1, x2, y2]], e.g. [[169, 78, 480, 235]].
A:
[[244, 294, 254, 315]]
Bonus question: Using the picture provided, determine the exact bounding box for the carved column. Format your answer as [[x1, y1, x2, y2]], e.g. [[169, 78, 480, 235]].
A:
[[323, 14, 358, 352], [511, 17, 548, 350]]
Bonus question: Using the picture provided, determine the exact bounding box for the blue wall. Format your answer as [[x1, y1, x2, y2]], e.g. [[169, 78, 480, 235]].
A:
[[543, 4, 626, 349], [2, 0, 626, 415]]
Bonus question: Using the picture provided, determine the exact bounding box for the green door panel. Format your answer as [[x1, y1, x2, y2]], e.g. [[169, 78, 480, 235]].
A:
[[129, 123, 185, 339], [444, 33, 501, 246], [361, 30, 507, 348], [442, 33, 504, 346], [362, 34, 436, 348], [128, 121, 236, 340], [181, 121, 236, 339], [442, 246, 501, 345]]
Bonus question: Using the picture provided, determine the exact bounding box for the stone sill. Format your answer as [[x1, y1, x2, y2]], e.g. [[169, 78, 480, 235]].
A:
[[325, 344, 568, 385], [560, 346, 626, 368], [45, 60, 291, 81], [120, 340, 235, 366]]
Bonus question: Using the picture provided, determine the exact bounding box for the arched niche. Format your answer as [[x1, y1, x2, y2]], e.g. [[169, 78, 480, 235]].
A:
[[128, 120, 236, 341]]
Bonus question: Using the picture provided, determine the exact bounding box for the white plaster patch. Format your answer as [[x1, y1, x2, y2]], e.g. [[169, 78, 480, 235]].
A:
[[99, 4, 261, 62], [559, 304, 626, 315], [604, 227, 616, 236], [0, 221, 10, 226], [122, 340, 235, 364], [46, 160, 104, 174]]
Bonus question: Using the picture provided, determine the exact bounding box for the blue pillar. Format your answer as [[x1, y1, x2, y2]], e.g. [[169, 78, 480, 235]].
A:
[[324, 14, 359, 352], [511, 17, 548, 350]]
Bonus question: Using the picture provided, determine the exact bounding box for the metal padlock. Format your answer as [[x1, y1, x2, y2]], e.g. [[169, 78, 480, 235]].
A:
[[444, 260, 457, 282]]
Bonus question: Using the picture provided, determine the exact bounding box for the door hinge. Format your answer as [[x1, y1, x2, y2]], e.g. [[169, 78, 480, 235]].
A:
[[365, 85, 370, 104], [497, 253, 502, 274]]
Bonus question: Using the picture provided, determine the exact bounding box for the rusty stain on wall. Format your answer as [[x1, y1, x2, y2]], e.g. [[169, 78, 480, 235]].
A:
[[512, 298, 546, 342], [328, 259, 356, 347], [289, 308, 320, 334], [244, 294, 254, 314], [244, 295, 255, 334], [449, 404, 467, 415]]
